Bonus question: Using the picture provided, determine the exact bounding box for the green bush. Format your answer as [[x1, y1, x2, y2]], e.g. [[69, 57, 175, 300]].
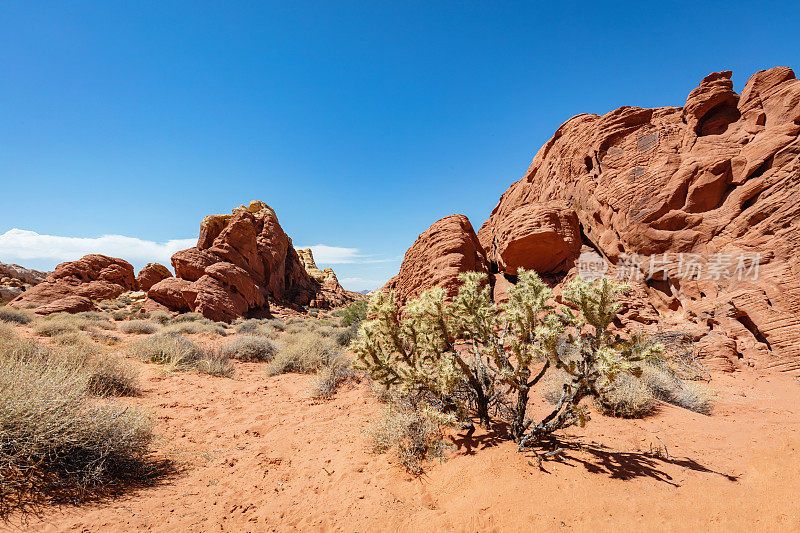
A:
[[335, 299, 368, 327]]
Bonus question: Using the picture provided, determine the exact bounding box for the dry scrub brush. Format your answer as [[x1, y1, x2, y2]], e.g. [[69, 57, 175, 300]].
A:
[[0, 306, 34, 325], [353, 271, 664, 449], [119, 320, 161, 335], [0, 328, 151, 515], [125, 333, 233, 377], [219, 336, 277, 362], [368, 395, 454, 475], [266, 328, 346, 377]]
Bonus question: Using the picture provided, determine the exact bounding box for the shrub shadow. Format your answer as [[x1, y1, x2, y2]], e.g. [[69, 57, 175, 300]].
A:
[[1, 456, 182, 523], [527, 436, 738, 487]]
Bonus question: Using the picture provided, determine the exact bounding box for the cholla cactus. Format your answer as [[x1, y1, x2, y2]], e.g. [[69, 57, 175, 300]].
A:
[[517, 276, 663, 449], [353, 270, 661, 447]]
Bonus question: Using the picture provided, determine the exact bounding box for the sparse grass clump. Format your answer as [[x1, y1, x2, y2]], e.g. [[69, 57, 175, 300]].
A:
[[0, 306, 34, 325], [125, 333, 233, 377], [147, 310, 173, 325], [595, 373, 658, 418], [266, 329, 344, 376], [219, 336, 277, 362], [369, 396, 454, 475], [119, 320, 160, 335]]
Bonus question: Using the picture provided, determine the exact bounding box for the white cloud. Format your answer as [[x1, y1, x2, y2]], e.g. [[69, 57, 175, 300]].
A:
[[0, 229, 195, 269], [294, 244, 363, 264], [339, 277, 387, 292]]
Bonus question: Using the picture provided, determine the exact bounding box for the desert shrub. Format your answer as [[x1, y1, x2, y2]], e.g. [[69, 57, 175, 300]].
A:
[[119, 320, 160, 335], [266, 330, 344, 376], [0, 351, 152, 513], [219, 336, 277, 362], [34, 313, 117, 337], [0, 307, 33, 325], [125, 333, 232, 377], [594, 373, 658, 418], [161, 319, 227, 337], [235, 319, 278, 338], [670, 381, 715, 414], [170, 312, 204, 323], [268, 319, 286, 332], [309, 358, 357, 399], [368, 396, 454, 475], [111, 310, 131, 321], [195, 351, 235, 378], [148, 310, 173, 325], [307, 308, 319, 317], [33, 317, 80, 337], [88, 330, 122, 345], [285, 317, 306, 325], [52, 330, 95, 348], [334, 322, 359, 347], [336, 299, 368, 327], [85, 355, 140, 396], [354, 271, 663, 447]]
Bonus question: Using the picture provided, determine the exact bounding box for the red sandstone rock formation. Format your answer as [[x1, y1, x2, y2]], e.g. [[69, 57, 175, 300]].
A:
[[478, 202, 581, 275], [135, 263, 172, 292], [141, 201, 354, 322], [9, 254, 136, 314], [476, 67, 800, 373], [388, 67, 800, 374], [383, 214, 488, 302]]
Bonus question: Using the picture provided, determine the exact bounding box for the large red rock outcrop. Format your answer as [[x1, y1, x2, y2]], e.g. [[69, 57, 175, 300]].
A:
[[478, 201, 581, 275], [141, 201, 354, 322], [477, 67, 800, 373], [9, 254, 136, 314], [383, 214, 489, 302], [135, 263, 172, 292]]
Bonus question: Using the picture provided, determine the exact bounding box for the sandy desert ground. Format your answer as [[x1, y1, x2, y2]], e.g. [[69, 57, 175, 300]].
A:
[[8, 330, 799, 533]]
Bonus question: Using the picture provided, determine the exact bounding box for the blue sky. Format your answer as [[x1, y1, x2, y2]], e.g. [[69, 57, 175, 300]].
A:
[[1, 1, 798, 290]]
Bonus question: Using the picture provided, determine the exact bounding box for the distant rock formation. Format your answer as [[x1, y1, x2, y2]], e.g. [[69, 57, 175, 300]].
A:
[[388, 67, 800, 374], [0, 262, 48, 302], [9, 255, 136, 314], [139, 201, 355, 322]]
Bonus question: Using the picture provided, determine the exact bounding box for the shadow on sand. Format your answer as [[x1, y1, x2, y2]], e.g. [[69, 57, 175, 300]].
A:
[[450, 425, 738, 487]]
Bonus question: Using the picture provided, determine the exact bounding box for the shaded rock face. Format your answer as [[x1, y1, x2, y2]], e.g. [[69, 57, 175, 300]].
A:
[[135, 263, 172, 292], [384, 214, 489, 303], [0, 262, 48, 302], [142, 201, 354, 322], [475, 67, 800, 373], [9, 255, 136, 314]]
